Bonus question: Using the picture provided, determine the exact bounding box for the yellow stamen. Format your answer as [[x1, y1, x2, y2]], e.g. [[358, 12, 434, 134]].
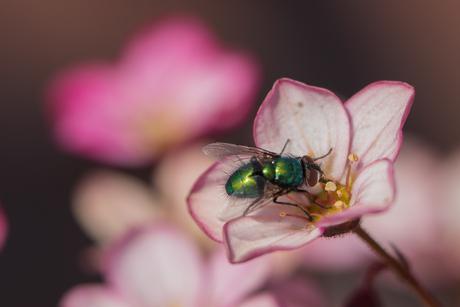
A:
[[279, 211, 286, 217], [307, 152, 315, 159], [325, 181, 337, 191], [348, 153, 359, 162], [336, 188, 343, 198], [333, 200, 344, 208]]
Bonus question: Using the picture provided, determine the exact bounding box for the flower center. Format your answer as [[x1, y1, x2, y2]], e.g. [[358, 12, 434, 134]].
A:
[[277, 153, 360, 226], [308, 153, 359, 222]]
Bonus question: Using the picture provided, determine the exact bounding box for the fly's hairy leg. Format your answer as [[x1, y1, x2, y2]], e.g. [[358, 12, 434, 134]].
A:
[[295, 188, 332, 209], [273, 196, 313, 221]]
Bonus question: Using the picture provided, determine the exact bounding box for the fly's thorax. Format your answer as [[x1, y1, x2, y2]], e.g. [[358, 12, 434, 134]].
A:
[[262, 162, 275, 181], [225, 162, 265, 198], [273, 157, 303, 187]]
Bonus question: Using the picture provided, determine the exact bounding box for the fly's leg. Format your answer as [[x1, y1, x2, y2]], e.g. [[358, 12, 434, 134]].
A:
[[295, 188, 332, 209], [243, 196, 263, 216], [273, 196, 313, 221]]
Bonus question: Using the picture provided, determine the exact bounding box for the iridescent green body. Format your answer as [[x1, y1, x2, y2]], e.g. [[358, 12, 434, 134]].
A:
[[225, 157, 304, 198]]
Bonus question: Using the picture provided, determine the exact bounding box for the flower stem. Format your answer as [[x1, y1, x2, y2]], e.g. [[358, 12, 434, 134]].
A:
[[353, 225, 442, 307]]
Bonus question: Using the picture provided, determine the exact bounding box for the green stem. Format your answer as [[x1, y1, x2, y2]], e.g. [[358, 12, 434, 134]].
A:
[[353, 225, 442, 307]]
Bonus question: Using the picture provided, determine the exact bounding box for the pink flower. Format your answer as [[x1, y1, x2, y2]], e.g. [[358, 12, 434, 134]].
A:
[[188, 78, 414, 263], [72, 143, 215, 251], [60, 224, 322, 307], [46, 16, 260, 166], [0, 204, 7, 251]]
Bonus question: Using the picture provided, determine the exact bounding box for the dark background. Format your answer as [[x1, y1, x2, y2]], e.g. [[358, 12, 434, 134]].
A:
[[1, 1, 459, 305]]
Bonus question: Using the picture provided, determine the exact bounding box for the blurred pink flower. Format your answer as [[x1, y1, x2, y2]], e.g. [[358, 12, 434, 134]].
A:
[[0, 204, 7, 251], [72, 143, 216, 252], [438, 147, 460, 282], [188, 78, 414, 263], [60, 224, 322, 307], [46, 16, 260, 166]]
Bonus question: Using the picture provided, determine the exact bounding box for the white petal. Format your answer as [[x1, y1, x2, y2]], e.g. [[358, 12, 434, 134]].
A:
[[254, 78, 350, 180], [345, 81, 414, 179]]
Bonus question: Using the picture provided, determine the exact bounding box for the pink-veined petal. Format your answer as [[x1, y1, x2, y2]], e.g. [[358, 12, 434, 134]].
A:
[[345, 81, 414, 178], [59, 284, 132, 307], [254, 78, 350, 181], [315, 159, 395, 227], [223, 214, 323, 263], [208, 247, 272, 306], [72, 169, 160, 245], [236, 293, 283, 307], [105, 225, 205, 307], [187, 162, 228, 243]]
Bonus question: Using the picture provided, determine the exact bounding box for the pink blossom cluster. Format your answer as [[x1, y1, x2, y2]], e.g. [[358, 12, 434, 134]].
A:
[[43, 11, 460, 307]]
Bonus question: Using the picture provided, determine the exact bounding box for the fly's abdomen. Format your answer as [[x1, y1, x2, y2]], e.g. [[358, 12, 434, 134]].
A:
[[225, 163, 265, 198], [273, 158, 303, 187]]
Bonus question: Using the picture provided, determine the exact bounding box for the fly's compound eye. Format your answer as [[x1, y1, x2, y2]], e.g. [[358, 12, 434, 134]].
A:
[[302, 155, 315, 164], [305, 168, 320, 187]]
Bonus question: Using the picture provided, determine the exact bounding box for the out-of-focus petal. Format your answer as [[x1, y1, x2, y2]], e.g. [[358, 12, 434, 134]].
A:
[[47, 15, 260, 166], [105, 225, 205, 307], [223, 214, 323, 263], [345, 81, 414, 179], [153, 142, 216, 250], [254, 78, 350, 180], [60, 284, 132, 307], [302, 235, 371, 271], [72, 169, 160, 245], [270, 277, 326, 307], [208, 247, 272, 306], [236, 293, 283, 307], [187, 162, 228, 243], [0, 204, 8, 251]]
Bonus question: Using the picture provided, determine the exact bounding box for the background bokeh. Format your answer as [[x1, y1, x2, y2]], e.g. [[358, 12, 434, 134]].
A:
[[0, 1, 459, 306]]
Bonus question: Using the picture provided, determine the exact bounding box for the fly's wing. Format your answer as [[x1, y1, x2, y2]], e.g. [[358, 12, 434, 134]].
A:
[[217, 183, 282, 221], [203, 142, 279, 166]]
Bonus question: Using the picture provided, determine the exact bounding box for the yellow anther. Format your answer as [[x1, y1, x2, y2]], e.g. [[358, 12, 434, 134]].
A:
[[348, 153, 359, 162], [336, 187, 344, 198], [325, 181, 337, 191], [279, 211, 286, 217], [333, 200, 344, 208], [307, 152, 315, 159]]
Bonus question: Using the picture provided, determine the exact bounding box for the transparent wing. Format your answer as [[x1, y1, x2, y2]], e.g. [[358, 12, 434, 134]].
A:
[[217, 182, 282, 221], [203, 142, 280, 166]]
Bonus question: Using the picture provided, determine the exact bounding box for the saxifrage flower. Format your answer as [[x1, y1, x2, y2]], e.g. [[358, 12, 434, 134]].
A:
[[60, 224, 323, 307], [46, 15, 260, 166], [188, 78, 414, 263]]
